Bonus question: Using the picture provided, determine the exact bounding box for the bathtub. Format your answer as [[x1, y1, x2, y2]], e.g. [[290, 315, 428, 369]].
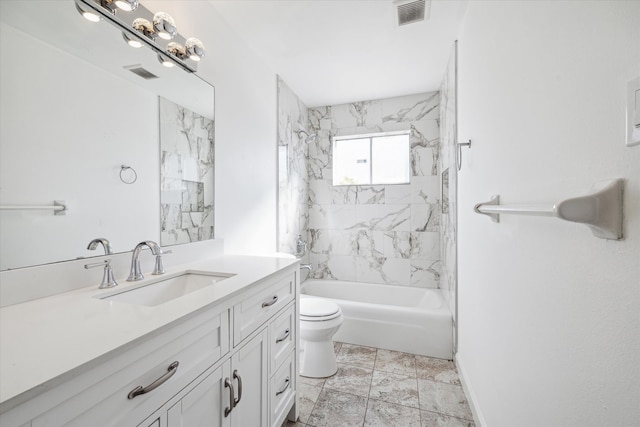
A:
[[301, 279, 453, 359]]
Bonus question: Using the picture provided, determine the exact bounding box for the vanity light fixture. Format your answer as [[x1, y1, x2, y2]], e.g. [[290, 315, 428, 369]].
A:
[[167, 42, 187, 60], [75, 2, 101, 22], [75, 0, 205, 72], [122, 32, 143, 48], [114, 0, 138, 12], [158, 54, 175, 68], [185, 38, 205, 61], [153, 12, 177, 40], [132, 17, 155, 39]]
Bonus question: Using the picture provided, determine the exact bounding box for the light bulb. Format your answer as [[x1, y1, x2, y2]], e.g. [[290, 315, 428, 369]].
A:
[[114, 0, 138, 12], [122, 32, 142, 48], [153, 12, 176, 40], [185, 38, 205, 61], [75, 3, 101, 22]]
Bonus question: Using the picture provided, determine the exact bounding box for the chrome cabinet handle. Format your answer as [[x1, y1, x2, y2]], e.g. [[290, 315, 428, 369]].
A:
[[233, 370, 243, 407], [275, 328, 290, 344], [128, 361, 179, 399], [261, 295, 278, 308], [224, 377, 234, 417], [275, 377, 290, 396]]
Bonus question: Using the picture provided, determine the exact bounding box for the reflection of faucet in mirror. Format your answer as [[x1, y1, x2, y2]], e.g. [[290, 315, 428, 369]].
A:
[[87, 238, 113, 255], [295, 235, 307, 257], [127, 241, 164, 282]]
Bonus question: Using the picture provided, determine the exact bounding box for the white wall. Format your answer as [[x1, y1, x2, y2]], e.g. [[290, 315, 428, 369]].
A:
[[147, 1, 279, 255], [457, 1, 640, 426], [0, 22, 159, 269]]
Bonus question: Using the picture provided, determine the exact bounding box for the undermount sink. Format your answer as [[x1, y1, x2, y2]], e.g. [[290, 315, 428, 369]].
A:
[[97, 271, 235, 307]]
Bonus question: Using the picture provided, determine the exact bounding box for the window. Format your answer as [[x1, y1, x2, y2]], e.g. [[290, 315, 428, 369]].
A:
[[332, 131, 410, 186]]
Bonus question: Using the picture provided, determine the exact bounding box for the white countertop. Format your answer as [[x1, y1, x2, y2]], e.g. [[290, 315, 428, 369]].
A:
[[0, 254, 298, 411]]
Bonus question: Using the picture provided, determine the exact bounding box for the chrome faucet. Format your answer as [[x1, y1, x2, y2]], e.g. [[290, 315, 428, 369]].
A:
[[300, 263, 312, 273], [127, 241, 164, 282], [87, 238, 113, 255], [85, 259, 118, 289]]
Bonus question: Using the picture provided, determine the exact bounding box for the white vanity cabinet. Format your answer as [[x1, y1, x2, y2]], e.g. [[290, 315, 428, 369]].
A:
[[0, 263, 299, 427]]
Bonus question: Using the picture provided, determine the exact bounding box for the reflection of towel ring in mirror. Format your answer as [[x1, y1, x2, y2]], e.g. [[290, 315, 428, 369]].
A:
[[120, 165, 138, 184], [456, 139, 472, 171]]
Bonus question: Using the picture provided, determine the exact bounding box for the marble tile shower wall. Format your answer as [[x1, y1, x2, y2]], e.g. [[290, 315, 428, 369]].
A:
[[307, 93, 442, 287], [277, 76, 311, 258], [439, 45, 458, 325]]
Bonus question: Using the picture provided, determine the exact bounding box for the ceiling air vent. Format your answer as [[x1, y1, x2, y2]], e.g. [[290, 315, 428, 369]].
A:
[[394, 0, 430, 26], [124, 64, 159, 80]]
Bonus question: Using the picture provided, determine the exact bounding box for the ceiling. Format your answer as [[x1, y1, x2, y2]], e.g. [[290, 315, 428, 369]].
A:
[[210, 0, 468, 108]]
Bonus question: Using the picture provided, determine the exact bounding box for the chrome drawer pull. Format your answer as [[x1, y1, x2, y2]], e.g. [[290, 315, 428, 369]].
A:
[[275, 328, 290, 344], [233, 370, 243, 407], [275, 377, 290, 396], [224, 377, 234, 417], [128, 361, 179, 399], [261, 295, 278, 308]]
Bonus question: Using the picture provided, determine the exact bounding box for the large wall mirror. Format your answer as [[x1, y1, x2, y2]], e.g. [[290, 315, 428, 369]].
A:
[[0, 0, 215, 271]]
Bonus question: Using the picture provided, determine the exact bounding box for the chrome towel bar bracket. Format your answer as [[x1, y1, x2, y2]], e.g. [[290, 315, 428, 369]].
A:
[[474, 178, 624, 240]]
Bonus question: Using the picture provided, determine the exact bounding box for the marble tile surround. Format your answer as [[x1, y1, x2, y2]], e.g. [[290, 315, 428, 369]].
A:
[[306, 93, 442, 287], [439, 43, 458, 348], [282, 342, 475, 427], [277, 76, 311, 262], [159, 97, 214, 245]]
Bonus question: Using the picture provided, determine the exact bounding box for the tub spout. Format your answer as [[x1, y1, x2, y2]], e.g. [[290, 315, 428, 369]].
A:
[[300, 263, 312, 273]]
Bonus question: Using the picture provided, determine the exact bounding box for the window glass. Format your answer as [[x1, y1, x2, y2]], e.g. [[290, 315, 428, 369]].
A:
[[332, 132, 410, 186], [333, 137, 370, 185], [371, 134, 410, 184]]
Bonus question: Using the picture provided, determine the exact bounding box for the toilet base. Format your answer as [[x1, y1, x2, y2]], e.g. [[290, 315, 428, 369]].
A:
[[300, 340, 337, 378]]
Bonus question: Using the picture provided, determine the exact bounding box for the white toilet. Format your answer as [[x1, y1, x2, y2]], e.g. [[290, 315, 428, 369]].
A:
[[299, 295, 343, 378]]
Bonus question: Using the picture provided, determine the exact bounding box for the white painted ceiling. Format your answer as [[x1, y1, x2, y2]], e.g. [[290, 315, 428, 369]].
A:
[[210, 0, 468, 108]]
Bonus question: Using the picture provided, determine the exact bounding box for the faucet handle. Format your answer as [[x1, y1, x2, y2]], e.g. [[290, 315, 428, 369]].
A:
[[152, 250, 172, 275], [85, 259, 118, 289]]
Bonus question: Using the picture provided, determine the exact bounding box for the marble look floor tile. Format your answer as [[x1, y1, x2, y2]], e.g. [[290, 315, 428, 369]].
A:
[[299, 375, 327, 388], [421, 410, 476, 427], [307, 389, 367, 427], [375, 349, 417, 375], [334, 341, 343, 355], [336, 343, 378, 368], [324, 363, 373, 397], [415, 356, 460, 385], [418, 379, 473, 421], [282, 421, 307, 427], [364, 399, 422, 427], [369, 370, 420, 408], [297, 380, 324, 424]]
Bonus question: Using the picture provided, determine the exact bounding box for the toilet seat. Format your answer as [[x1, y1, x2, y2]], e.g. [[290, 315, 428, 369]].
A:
[[300, 297, 342, 321]]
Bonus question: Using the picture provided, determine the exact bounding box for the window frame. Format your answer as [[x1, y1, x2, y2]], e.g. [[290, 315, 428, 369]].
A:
[[331, 130, 411, 187]]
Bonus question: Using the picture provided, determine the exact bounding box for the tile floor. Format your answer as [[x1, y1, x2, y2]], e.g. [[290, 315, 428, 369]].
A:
[[283, 342, 475, 427]]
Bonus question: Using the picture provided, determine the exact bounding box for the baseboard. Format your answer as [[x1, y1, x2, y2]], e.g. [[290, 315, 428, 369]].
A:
[[455, 353, 487, 427]]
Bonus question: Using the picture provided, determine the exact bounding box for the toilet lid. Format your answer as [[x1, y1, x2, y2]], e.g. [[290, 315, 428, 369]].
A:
[[300, 297, 341, 318]]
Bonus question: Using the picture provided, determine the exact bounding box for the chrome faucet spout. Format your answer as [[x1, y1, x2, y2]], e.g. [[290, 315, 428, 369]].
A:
[[87, 238, 113, 255], [127, 240, 164, 281]]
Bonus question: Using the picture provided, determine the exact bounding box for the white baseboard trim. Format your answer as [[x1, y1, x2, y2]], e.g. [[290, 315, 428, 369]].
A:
[[455, 353, 487, 427]]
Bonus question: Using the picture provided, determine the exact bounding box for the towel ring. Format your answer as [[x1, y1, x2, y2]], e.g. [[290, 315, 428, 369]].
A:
[[120, 165, 138, 184]]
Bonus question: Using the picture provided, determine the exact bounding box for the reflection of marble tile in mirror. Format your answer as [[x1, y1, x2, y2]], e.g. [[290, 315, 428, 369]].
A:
[[160, 97, 214, 247], [0, 1, 214, 271]]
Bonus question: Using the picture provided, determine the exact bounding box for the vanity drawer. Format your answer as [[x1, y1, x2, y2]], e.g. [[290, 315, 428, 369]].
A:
[[270, 303, 296, 375], [233, 270, 295, 346], [269, 351, 296, 427], [28, 307, 230, 427]]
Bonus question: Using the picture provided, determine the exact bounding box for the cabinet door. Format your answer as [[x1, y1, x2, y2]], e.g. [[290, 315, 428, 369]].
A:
[[167, 363, 228, 427], [230, 329, 268, 427]]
